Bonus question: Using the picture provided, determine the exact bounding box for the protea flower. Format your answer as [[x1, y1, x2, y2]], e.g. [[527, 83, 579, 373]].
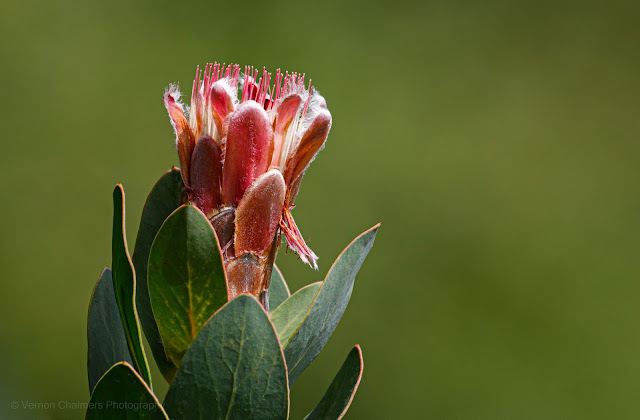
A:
[[163, 62, 331, 307]]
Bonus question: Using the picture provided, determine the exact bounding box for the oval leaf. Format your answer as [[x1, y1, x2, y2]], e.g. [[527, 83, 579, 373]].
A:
[[112, 184, 152, 386], [284, 224, 379, 385], [87, 362, 168, 419], [87, 267, 133, 393], [148, 204, 228, 369], [268, 265, 290, 312], [271, 282, 322, 346], [164, 295, 289, 420], [132, 168, 183, 379], [304, 345, 364, 420]]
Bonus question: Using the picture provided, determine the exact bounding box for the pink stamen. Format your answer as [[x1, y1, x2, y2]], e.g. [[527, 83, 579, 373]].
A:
[[252, 69, 258, 100], [191, 62, 314, 111], [274, 69, 282, 103], [280, 207, 318, 270], [256, 74, 264, 104], [241, 67, 250, 102], [202, 63, 210, 96], [282, 72, 290, 97], [232, 65, 240, 86], [265, 72, 272, 107], [211, 62, 218, 82], [302, 84, 313, 118], [196, 67, 203, 97], [259, 67, 267, 104], [191, 65, 200, 106]]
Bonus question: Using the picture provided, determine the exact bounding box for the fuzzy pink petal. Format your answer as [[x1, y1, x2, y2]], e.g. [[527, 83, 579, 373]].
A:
[[164, 89, 195, 187], [270, 94, 303, 168], [209, 82, 235, 134], [222, 101, 274, 206], [283, 109, 331, 186]]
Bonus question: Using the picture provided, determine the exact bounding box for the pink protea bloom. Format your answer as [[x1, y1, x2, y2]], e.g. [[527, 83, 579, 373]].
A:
[[163, 62, 331, 305]]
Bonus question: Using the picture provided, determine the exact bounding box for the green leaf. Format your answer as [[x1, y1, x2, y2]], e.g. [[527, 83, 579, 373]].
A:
[[164, 295, 289, 420], [112, 184, 152, 386], [132, 168, 183, 380], [268, 265, 290, 312], [87, 267, 133, 393], [304, 345, 364, 420], [148, 204, 228, 369], [86, 362, 168, 420], [284, 224, 380, 385], [271, 282, 322, 346]]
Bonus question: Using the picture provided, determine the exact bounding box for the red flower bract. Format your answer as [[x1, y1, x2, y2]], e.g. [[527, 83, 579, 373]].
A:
[[163, 62, 332, 305]]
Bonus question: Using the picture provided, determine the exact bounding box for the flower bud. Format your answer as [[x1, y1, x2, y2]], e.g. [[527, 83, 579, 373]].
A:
[[163, 62, 333, 303]]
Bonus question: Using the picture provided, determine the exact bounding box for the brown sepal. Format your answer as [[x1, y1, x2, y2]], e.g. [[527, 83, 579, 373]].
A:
[[189, 135, 222, 217], [210, 208, 236, 261], [225, 253, 265, 299], [235, 169, 286, 255]]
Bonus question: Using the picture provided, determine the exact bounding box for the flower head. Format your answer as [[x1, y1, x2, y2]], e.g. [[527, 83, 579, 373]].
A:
[[164, 62, 332, 303]]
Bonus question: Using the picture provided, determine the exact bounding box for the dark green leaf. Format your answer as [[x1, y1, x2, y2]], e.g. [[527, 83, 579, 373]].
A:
[[304, 345, 364, 420], [132, 168, 183, 380], [271, 282, 321, 346], [164, 295, 289, 420], [112, 184, 152, 386], [284, 224, 379, 385], [87, 267, 133, 393], [86, 362, 168, 420], [148, 204, 228, 368], [268, 265, 290, 312]]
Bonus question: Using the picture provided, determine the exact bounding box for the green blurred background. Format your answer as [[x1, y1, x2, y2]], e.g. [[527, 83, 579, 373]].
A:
[[2, 0, 640, 418]]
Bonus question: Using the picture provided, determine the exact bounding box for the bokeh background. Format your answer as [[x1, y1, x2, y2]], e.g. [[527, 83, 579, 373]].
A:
[[1, 0, 640, 418]]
